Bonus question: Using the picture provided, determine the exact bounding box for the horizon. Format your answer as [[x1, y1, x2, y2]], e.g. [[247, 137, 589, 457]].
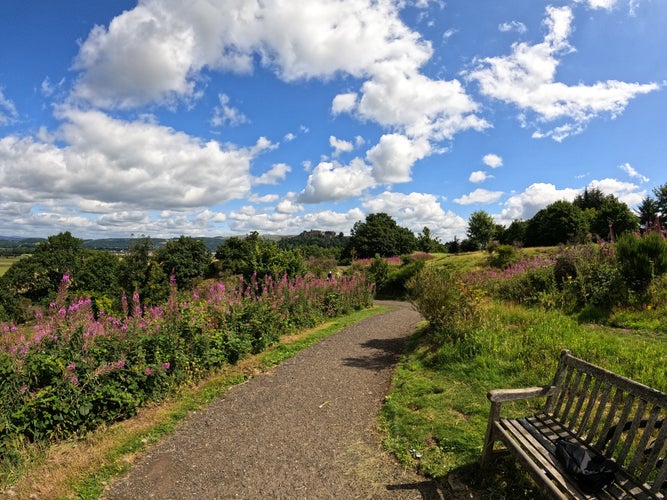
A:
[[1, 1, 665, 242]]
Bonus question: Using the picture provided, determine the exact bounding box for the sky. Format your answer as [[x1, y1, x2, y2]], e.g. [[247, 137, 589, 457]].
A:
[[0, 0, 665, 242]]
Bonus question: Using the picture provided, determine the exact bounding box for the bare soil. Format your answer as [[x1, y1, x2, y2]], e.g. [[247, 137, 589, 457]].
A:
[[103, 301, 457, 499]]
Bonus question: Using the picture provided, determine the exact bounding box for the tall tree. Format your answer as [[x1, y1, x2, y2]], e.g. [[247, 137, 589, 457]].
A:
[[525, 201, 588, 247], [636, 196, 659, 230], [653, 183, 667, 222], [589, 196, 638, 240], [154, 236, 212, 289], [346, 213, 417, 258], [466, 210, 496, 250]]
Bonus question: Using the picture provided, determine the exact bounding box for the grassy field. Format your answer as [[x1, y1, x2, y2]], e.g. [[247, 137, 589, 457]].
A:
[[0, 256, 18, 277], [380, 249, 667, 497]]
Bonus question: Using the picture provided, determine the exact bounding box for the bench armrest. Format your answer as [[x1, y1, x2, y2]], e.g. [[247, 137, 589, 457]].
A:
[[488, 385, 557, 403]]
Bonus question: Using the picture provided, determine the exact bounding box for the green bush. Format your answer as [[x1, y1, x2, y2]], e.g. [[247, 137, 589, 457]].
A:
[[615, 231, 667, 298]]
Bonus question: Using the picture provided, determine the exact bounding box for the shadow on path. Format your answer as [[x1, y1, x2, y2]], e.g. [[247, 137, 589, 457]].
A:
[[342, 336, 409, 371]]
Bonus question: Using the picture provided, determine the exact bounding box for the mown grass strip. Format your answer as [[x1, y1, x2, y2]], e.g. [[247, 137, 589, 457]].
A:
[[5, 305, 389, 499]]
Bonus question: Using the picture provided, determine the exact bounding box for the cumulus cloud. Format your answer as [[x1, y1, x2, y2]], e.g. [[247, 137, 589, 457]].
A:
[[483, 153, 503, 168], [331, 93, 358, 115], [362, 191, 467, 241], [329, 136, 354, 157], [0, 108, 257, 224], [574, 0, 618, 10], [298, 158, 375, 203], [498, 182, 583, 224], [366, 134, 430, 184], [454, 188, 504, 205], [466, 5, 659, 141], [469, 171, 490, 183], [588, 178, 644, 206], [253, 163, 291, 185]]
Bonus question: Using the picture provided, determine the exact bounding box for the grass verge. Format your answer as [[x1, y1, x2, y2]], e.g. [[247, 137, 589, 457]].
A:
[[3, 305, 389, 499], [380, 301, 667, 498]]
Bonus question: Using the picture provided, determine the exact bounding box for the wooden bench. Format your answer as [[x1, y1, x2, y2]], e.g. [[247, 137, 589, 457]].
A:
[[481, 350, 667, 499]]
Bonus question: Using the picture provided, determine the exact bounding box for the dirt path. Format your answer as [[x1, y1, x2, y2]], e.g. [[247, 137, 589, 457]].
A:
[[105, 301, 446, 499]]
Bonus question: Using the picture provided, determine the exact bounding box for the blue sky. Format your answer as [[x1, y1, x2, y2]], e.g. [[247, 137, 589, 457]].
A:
[[0, 0, 665, 241]]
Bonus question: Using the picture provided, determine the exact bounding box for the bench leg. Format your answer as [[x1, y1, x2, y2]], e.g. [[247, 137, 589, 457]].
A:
[[480, 402, 502, 469]]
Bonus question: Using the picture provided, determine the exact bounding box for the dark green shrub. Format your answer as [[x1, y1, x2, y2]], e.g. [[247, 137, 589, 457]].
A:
[[615, 231, 667, 298]]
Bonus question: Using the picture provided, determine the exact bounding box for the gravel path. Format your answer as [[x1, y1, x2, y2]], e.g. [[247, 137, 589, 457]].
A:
[[105, 301, 446, 499]]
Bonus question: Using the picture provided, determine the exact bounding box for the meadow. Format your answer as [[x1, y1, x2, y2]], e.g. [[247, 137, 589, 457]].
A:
[[381, 245, 667, 497]]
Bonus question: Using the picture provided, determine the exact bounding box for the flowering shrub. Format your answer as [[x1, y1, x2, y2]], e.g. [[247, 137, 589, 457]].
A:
[[0, 272, 373, 455]]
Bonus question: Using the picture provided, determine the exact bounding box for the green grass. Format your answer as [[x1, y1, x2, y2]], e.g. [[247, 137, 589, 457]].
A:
[[0, 257, 18, 277], [380, 301, 667, 497]]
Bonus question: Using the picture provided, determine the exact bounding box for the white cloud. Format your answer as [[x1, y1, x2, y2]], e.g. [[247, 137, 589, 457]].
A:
[[211, 93, 249, 127], [499, 21, 527, 34], [466, 6, 659, 141], [574, 0, 618, 10], [332, 93, 358, 115], [483, 153, 503, 168], [618, 162, 649, 183], [298, 158, 375, 203], [588, 178, 645, 206], [329, 136, 354, 157], [469, 171, 490, 183], [454, 188, 504, 205], [498, 182, 582, 224], [0, 108, 256, 218], [253, 163, 291, 185], [0, 89, 18, 126], [362, 191, 467, 241], [366, 134, 431, 184]]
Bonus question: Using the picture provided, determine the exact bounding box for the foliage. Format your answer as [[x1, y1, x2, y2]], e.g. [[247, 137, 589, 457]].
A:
[[381, 301, 667, 490], [525, 200, 588, 247], [466, 210, 496, 250], [407, 267, 485, 342], [0, 271, 373, 459], [346, 213, 417, 259], [498, 220, 527, 246], [376, 256, 426, 299], [615, 227, 667, 298], [153, 236, 211, 289], [486, 243, 520, 269], [214, 231, 305, 281], [416, 227, 447, 253]]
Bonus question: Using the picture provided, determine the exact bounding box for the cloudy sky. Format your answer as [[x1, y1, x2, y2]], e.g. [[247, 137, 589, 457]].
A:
[[0, 0, 665, 241]]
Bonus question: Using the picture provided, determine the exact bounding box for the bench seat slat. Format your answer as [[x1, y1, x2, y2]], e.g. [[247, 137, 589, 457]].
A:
[[496, 416, 660, 499]]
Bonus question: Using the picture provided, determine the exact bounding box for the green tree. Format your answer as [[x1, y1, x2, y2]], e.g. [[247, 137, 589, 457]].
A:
[[215, 232, 304, 280], [525, 201, 588, 247], [466, 210, 496, 250], [499, 220, 527, 246], [416, 226, 446, 253], [154, 236, 211, 289], [573, 187, 607, 210], [346, 213, 417, 259], [589, 196, 638, 240], [118, 237, 168, 306], [636, 196, 659, 230], [653, 183, 667, 222]]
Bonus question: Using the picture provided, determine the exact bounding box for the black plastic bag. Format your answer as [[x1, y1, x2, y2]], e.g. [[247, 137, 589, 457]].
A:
[[555, 438, 619, 493]]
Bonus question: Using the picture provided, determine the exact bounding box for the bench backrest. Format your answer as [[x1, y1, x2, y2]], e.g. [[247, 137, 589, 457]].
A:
[[544, 350, 667, 494]]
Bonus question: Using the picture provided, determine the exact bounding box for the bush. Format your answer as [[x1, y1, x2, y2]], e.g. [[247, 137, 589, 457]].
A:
[[0, 272, 374, 457], [407, 268, 485, 342], [615, 231, 667, 299]]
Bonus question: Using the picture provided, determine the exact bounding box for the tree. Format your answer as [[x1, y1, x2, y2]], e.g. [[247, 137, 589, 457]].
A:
[[118, 237, 168, 306], [499, 220, 527, 246], [653, 183, 667, 222], [525, 201, 588, 247], [589, 196, 638, 240], [346, 213, 417, 259], [466, 211, 496, 250], [154, 236, 211, 289], [215, 232, 304, 280], [573, 187, 607, 211], [636, 196, 659, 230], [416, 226, 446, 253]]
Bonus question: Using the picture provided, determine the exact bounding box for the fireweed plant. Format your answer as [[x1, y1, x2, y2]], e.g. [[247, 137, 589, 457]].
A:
[[0, 271, 373, 457]]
